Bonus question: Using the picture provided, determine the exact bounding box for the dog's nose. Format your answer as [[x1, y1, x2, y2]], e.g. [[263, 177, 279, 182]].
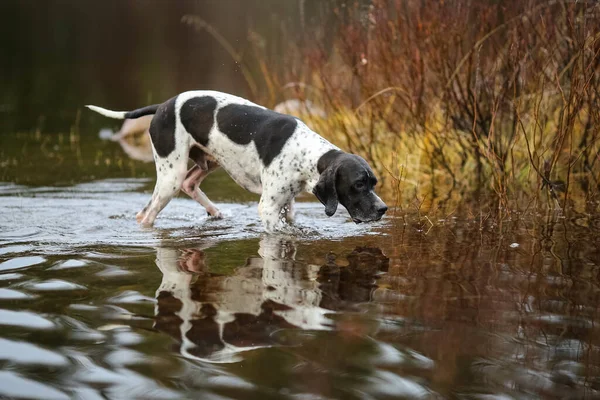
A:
[[377, 205, 388, 216]]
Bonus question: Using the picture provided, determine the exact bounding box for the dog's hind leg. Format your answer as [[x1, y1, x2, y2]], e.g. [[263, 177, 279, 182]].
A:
[[137, 125, 190, 226], [181, 160, 222, 218], [194, 160, 221, 218], [138, 156, 188, 226], [136, 99, 190, 227]]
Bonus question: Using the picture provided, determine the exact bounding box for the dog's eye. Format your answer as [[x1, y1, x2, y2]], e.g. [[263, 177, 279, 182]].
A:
[[354, 182, 365, 190]]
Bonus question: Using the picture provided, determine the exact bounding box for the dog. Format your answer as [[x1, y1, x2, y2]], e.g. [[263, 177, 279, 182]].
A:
[[86, 90, 387, 232]]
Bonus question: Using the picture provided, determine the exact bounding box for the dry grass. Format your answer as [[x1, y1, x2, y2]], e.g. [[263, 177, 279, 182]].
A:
[[235, 0, 600, 216]]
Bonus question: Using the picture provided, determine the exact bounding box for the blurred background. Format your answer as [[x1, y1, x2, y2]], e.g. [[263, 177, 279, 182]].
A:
[[2, 0, 600, 207], [0, 0, 314, 134], [0, 0, 342, 189], [3, 0, 599, 210]]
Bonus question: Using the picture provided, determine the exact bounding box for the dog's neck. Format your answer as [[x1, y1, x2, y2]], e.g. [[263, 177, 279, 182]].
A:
[[303, 149, 343, 194], [316, 149, 344, 174]]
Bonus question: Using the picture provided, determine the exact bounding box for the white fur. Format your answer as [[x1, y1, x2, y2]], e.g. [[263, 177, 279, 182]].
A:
[[89, 90, 338, 232], [85, 105, 127, 119]]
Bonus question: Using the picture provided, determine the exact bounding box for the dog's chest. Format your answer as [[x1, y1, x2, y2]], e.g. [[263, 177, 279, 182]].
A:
[[226, 166, 263, 194], [207, 134, 264, 193]]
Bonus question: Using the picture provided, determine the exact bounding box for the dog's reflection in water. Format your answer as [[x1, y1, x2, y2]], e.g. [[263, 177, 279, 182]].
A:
[[153, 237, 389, 363], [99, 116, 154, 162]]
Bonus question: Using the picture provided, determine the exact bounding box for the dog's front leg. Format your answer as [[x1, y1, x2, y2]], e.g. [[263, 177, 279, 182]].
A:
[[258, 191, 294, 233], [283, 200, 295, 224]]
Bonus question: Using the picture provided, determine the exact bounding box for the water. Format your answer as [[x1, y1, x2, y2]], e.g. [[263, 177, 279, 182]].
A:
[[1, 134, 599, 398], [2, 1, 600, 398]]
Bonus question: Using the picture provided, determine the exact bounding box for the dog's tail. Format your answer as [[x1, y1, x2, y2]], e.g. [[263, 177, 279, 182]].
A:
[[85, 104, 160, 120]]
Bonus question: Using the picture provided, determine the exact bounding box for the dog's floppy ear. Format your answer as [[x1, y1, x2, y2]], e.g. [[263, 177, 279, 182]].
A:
[[314, 166, 338, 216]]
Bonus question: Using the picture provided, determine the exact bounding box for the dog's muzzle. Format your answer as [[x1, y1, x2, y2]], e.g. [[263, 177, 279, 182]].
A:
[[352, 204, 388, 223]]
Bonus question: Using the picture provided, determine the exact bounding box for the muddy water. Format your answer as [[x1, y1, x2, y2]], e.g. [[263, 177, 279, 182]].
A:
[[0, 131, 598, 399]]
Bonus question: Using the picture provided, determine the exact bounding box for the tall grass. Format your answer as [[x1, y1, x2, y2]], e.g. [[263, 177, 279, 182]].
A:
[[242, 0, 600, 214]]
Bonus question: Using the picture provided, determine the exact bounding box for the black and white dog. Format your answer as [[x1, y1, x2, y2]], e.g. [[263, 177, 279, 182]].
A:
[[87, 91, 387, 232]]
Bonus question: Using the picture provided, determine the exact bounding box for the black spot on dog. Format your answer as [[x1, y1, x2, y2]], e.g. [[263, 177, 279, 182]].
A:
[[216, 104, 297, 167], [181, 96, 218, 146], [149, 96, 177, 157], [169, 163, 173, 169], [124, 104, 160, 119]]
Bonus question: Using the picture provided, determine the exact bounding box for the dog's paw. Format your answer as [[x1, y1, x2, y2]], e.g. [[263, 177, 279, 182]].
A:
[[136, 211, 145, 223], [206, 208, 223, 219], [138, 212, 156, 227], [140, 220, 155, 228]]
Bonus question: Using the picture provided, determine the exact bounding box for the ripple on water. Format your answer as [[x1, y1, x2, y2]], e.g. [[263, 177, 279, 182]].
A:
[[21, 279, 87, 292], [108, 290, 156, 305], [61, 316, 106, 343], [0, 244, 33, 256], [113, 330, 145, 346], [48, 259, 88, 270], [0, 272, 24, 281], [0, 371, 69, 400], [68, 304, 100, 311], [0, 338, 69, 366], [70, 178, 150, 193], [0, 288, 35, 300], [94, 326, 144, 346], [95, 266, 134, 278], [0, 227, 44, 241], [67, 350, 180, 398], [104, 348, 149, 368], [0, 309, 56, 330], [0, 256, 46, 272], [362, 370, 431, 398]]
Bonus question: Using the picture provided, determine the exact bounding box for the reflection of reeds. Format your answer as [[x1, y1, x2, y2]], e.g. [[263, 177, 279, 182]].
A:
[[244, 0, 600, 215], [373, 210, 600, 397]]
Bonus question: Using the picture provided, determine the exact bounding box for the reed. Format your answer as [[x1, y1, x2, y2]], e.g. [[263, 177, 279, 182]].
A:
[[246, 0, 600, 215]]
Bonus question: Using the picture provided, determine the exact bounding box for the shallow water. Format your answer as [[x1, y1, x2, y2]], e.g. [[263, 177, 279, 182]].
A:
[[1, 129, 600, 399], [2, 3, 600, 392]]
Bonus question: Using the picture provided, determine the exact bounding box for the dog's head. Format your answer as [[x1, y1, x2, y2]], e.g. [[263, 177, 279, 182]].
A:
[[314, 151, 387, 223]]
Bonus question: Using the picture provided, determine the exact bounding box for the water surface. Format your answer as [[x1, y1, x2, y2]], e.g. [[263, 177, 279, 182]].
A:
[[1, 131, 599, 398]]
